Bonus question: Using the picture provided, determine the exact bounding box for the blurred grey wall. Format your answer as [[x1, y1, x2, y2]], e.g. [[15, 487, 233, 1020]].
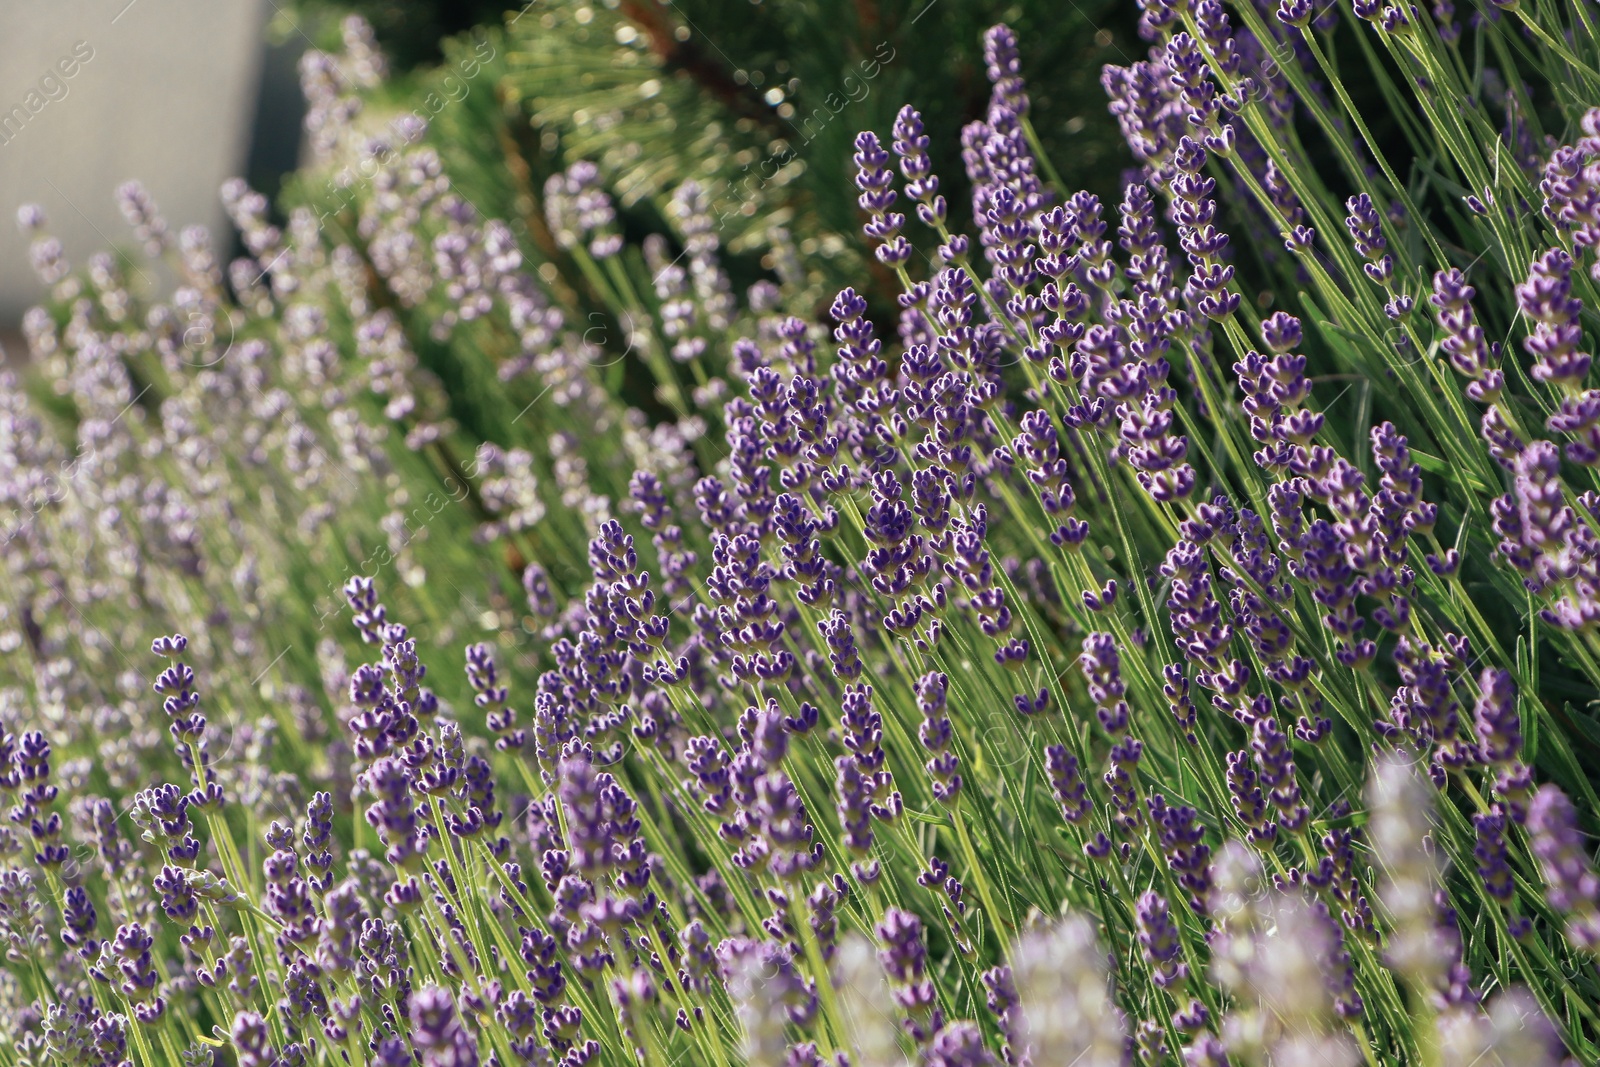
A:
[[0, 1, 269, 327]]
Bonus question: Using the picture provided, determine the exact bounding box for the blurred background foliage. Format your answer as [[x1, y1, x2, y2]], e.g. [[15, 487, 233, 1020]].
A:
[[276, 0, 1139, 299], [263, 0, 1142, 481]]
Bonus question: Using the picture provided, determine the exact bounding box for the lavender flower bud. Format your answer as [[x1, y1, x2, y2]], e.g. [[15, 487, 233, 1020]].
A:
[[107, 921, 165, 1023], [231, 1012, 276, 1067], [1135, 890, 1188, 988], [1430, 269, 1502, 402], [1226, 892, 1361, 1066], [1473, 668, 1522, 766], [727, 947, 790, 1067], [916, 672, 961, 803], [893, 106, 945, 225], [927, 1022, 995, 1067], [1148, 793, 1213, 913], [1045, 744, 1092, 827], [1344, 193, 1393, 283]]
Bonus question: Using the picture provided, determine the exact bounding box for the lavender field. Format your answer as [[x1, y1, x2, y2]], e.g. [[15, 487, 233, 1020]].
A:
[[3, 2, 1600, 1064]]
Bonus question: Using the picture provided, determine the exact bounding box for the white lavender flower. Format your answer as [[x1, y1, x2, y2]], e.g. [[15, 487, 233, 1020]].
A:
[[475, 443, 547, 538], [834, 934, 908, 1067], [1256, 896, 1358, 1059], [1008, 915, 1126, 1067], [1435, 988, 1559, 1067], [1213, 875, 1359, 1067], [1368, 752, 1447, 983], [726, 947, 790, 1067], [1208, 840, 1264, 994]]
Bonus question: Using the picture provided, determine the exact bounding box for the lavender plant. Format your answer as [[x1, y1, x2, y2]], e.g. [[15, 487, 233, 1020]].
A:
[[3, 3, 1600, 1065]]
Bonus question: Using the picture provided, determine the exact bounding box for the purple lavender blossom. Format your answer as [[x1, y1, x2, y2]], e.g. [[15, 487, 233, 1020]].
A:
[[854, 132, 912, 267], [1170, 137, 1240, 319], [1517, 249, 1590, 388], [893, 106, 947, 228], [877, 907, 942, 1043], [1135, 890, 1188, 988], [1149, 792, 1213, 913], [1345, 193, 1393, 283], [1009, 916, 1126, 1067], [411, 985, 481, 1067], [916, 671, 961, 803], [108, 922, 165, 1023], [1045, 744, 1093, 831], [1528, 785, 1600, 951], [1472, 808, 1530, 937], [1430, 269, 1503, 403], [1079, 633, 1130, 735]]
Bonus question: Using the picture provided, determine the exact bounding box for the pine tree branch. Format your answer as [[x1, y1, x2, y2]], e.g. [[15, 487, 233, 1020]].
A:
[[617, 0, 786, 137]]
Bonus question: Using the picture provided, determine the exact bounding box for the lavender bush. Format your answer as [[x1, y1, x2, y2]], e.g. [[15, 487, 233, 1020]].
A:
[[3, 4, 1600, 1064]]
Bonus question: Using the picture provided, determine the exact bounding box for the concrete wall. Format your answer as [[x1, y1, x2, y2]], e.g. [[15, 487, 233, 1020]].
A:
[[0, 0, 268, 327]]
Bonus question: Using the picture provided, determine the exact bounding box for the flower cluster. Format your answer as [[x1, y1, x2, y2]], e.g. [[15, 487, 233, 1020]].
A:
[[1, 9, 1599, 1067]]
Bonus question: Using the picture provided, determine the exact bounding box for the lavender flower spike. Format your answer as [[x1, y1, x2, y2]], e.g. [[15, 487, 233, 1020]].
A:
[[1518, 249, 1590, 389], [855, 131, 912, 267], [1527, 784, 1600, 952], [1135, 890, 1188, 989], [1079, 632, 1129, 735]]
